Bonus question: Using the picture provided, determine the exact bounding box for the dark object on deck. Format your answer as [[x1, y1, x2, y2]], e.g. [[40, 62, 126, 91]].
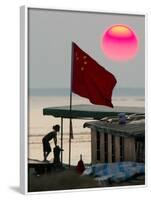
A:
[[118, 112, 126, 124], [53, 145, 64, 167], [76, 154, 85, 174], [28, 162, 53, 175], [34, 164, 45, 175], [34, 164, 51, 175]]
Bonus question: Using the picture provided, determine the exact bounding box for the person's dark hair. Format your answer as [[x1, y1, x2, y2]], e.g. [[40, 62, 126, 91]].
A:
[[53, 124, 60, 131]]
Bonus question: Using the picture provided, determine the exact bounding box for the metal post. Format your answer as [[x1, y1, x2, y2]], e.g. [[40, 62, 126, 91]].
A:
[[69, 119, 72, 167], [60, 117, 63, 165]]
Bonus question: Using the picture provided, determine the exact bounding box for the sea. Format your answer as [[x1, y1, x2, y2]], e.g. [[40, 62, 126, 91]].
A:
[[28, 88, 145, 165]]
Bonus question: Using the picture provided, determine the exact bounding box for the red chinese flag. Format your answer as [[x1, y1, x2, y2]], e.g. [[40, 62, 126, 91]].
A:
[[72, 42, 117, 108]]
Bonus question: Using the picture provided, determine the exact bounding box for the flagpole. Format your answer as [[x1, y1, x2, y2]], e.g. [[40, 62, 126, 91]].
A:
[[69, 42, 74, 168], [69, 96, 72, 168]]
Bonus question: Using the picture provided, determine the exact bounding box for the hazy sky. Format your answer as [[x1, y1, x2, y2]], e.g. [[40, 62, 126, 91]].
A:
[[28, 8, 145, 89]]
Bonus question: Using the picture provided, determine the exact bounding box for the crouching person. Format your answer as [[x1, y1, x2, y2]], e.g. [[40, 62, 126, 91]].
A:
[[53, 145, 64, 167]]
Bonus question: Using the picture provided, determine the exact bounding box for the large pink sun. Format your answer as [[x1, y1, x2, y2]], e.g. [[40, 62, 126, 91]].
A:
[[101, 24, 139, 61]]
